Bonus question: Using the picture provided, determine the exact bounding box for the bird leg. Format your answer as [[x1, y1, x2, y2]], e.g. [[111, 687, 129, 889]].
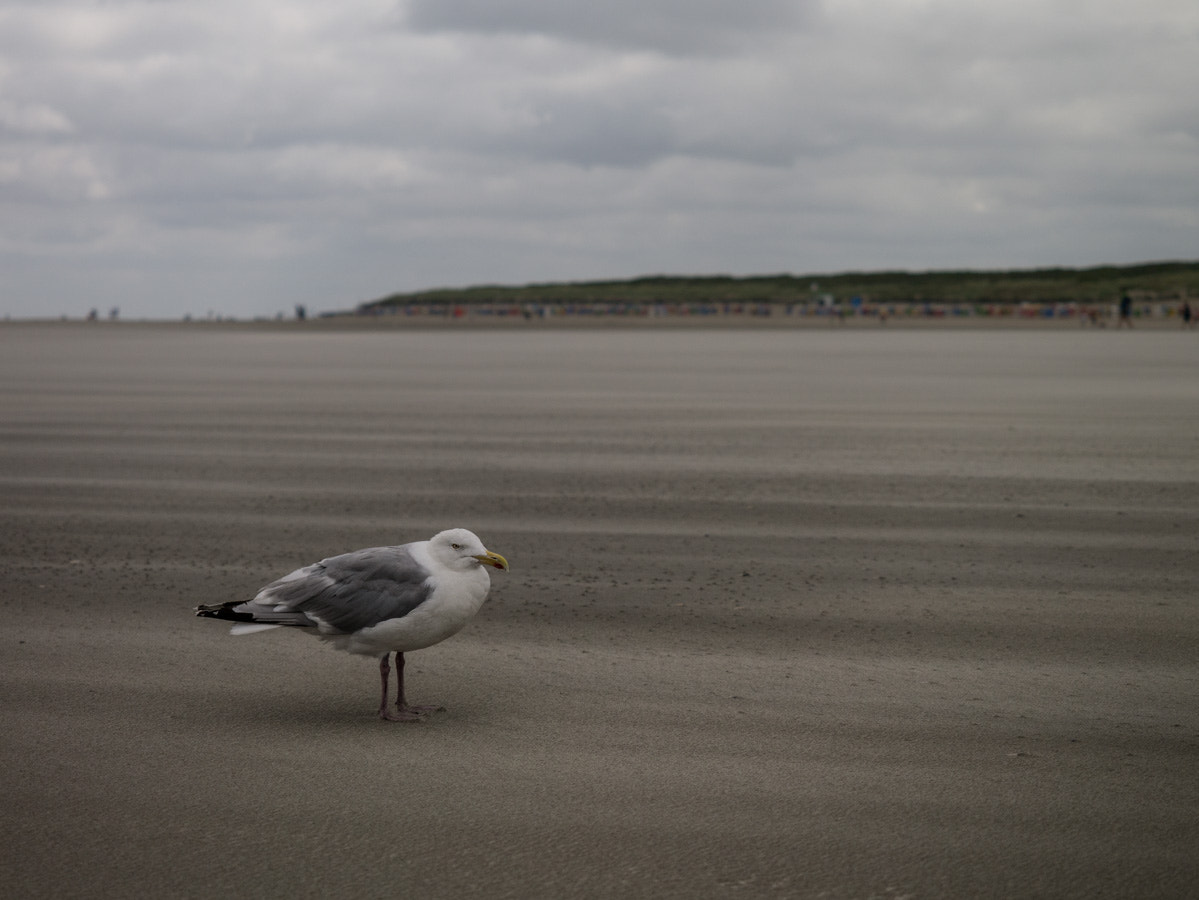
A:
[[378, 653, 423, 722], [394, 652, 447, 716]]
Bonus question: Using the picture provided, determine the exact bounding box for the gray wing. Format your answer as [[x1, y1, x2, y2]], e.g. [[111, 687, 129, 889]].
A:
[[257, 544, 433, 634]]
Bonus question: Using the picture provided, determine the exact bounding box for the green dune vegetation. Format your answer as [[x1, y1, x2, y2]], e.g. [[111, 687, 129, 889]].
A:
[[360, 261, 1198, 314]]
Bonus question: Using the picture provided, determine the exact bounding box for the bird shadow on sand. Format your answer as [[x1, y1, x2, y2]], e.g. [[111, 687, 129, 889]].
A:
[[180, 684, 468, 733]]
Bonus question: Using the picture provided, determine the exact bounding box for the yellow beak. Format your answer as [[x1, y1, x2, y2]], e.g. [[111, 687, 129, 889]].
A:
[[475, 551, 509, 571]]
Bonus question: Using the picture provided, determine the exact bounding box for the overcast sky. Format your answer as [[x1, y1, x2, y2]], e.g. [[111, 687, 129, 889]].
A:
[[2, 0, 1196, 319]]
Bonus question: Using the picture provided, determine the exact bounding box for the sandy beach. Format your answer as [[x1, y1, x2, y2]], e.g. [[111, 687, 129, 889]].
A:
[[2, 322, 1196, 899]]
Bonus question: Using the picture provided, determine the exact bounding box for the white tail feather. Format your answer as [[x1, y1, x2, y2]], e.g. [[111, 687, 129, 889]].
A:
[[230, 623, 283, 636]]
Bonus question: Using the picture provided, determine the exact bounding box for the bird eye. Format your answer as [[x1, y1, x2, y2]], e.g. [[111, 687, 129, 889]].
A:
[[451, 543, 462, 550]]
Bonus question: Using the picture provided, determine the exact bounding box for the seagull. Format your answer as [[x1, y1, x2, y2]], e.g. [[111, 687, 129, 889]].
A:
[[196, 528, 509, 722]]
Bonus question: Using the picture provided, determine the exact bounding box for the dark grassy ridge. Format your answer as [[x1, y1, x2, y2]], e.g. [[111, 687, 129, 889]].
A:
[[360, 261, 1199, 312]]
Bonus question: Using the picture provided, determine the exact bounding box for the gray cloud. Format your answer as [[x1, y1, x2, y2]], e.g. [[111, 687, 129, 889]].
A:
[[405, 0, 815, 55]]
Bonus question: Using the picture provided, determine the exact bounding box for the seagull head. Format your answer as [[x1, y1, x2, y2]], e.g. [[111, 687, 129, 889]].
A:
[[429, 528, 510, 572]]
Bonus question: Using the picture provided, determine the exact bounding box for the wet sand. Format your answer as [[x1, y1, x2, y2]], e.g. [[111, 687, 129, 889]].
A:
[[2, 323, 1197, 898]]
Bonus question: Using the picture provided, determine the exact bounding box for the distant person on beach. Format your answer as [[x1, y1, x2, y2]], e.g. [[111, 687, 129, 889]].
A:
[[1181, 299, 1193, 329], [1118, 291, 1133, 328]]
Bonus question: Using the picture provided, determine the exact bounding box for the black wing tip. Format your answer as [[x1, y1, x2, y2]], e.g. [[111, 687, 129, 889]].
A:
[[194, 602, 256, 623]]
